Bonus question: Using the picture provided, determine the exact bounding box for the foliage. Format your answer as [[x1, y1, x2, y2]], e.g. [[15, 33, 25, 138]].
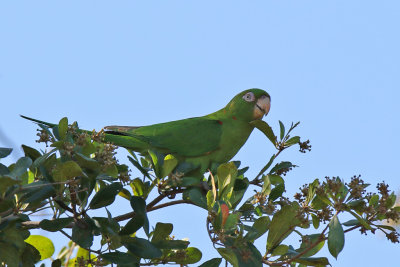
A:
[[0, 118, 399, 267]]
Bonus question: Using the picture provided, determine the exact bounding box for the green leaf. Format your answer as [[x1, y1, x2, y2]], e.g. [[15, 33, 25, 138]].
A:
[[269, 183, 285, 201], [102, 251, 138, 264], [297, 234, 325, 257], [328, 214, 344, 259], [20, 181, 55, 203], [285, 136, 300, 147], [369, 194, 379, 207], [128, 156, 150, 179], [151, 222, 173, 242], [53, 161, 84, 182], [130, 196, 149, 235], [0, 147, 12, 158], [130, 178, 146, 197], [40, 218, 74, 232], [181, 177, 201, 187], [25, 235, 55, 260], [342, 219, 359, 227], [123, 237, 162, 259], [162, 154, 178, 177], [0, 176, 20, 194], [119, 213, 145, 235], [311, 214, 320, 229], [58, 117, 68, 140], [21, 243, 41, 266], [269, 161, 294, 175], [72, 221, 93, 248], [250, 120, 276, 145], [217, 248, 238, 267], [279, 120, 285, 140], [245, 216, 271, 241], [7, 157, 32, 179], [293, 256, 330, 266], [153, 239, 190, 250], [21, 145, 42, 161], [183, 187, 207, 209], [267, 202, 300, 250], [119, 188, 132, 200], [199, 258, 222, 267], [217, 162, 238, 201], [74, 152, 101, 171], [173, 247, 202, 264], [224, 212, 241, 230], [89, 182, 123, 209], [348, 210, 372, 230], [271, 244, 289, 256]]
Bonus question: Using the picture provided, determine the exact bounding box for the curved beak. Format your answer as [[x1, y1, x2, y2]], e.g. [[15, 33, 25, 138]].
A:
[[253, 95, 271, 119]]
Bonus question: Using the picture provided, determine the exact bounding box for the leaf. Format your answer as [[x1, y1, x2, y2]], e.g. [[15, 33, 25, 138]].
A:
[[21, 243, 41, 266], [311, 214, 320, 229], [89, 182, 123, 209], [130, 196, 149, 235], [7, 157, 32, 179], [123, 237, 162, 259], [40, 218, 74, 232], [328, 214, 344, 259], [102, 251, 138, 264], [279, 120, 285, 140], [128, 156, 150, 179], [268, 183, 285, 201], [20, 182, 55, 203], [153, 240, 190, 250], [53, 161, 84, 182], [173, 247, 202, 264], [162, 154, 178, 178], [220, 204, 230, 228], [294, 256, 330, 266], [0, 176, 20, 194], [297, 234, 325, 257], [0, 147, 12, 158], [285, 136, 300, 147], [245, 216, 271, 241], [217, 162, 238, 201], [119, 188, 132, 200], [130, 178, 146, 197], [199, 258, 222, 267], [348, 210, 372, 230], [342, 219, 359, 227], [58, 117, 68, 140], [119, 213, 145, 235], [72, 221, 93, 248], [25, 235, 55, 260], [250, 120, 276, 145], [183, 187, 207, 209], [217, 248, 238, 267], [269, 161, 294, 175], [271, 244, 288, 256], [21, 145, 42, 161], [267, 202, 300, 250], [369, 194, 379, 207], [151, 222, 173, 242]]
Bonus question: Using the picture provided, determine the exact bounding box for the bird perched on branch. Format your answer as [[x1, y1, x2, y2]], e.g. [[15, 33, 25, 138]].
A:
[[22, 88, 270, 174]]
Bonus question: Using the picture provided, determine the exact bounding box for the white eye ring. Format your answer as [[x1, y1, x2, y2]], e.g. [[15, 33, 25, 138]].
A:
[[242, 92, 255, 102]]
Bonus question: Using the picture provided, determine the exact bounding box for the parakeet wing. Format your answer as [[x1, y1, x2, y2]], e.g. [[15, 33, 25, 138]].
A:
[[106, 117, 223, 157]]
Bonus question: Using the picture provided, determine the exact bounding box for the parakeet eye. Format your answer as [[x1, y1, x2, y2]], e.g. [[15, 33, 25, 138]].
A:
[[242, 92, 255, 102]]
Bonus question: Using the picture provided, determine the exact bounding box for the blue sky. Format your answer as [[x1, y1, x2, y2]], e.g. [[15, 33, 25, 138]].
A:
[[1, 1, 399, 266]]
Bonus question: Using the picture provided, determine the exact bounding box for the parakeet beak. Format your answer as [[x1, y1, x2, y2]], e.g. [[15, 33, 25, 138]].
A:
[[253, 95, 271, 119]]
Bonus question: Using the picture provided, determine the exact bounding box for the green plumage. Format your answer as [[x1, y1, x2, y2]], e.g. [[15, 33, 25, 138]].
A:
[[22, 88, 271, 174]]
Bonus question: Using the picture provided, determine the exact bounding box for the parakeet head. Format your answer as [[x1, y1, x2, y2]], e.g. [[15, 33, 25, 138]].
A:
[[226, 88, 271, 121]]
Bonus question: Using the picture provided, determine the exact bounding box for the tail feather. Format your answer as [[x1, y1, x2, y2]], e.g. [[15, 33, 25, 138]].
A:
[[21, 115, 150, 151], [20, 115, 57, 128]]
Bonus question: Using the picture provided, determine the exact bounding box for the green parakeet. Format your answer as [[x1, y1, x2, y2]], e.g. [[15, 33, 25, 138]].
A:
[[22, 88, 270, 174]]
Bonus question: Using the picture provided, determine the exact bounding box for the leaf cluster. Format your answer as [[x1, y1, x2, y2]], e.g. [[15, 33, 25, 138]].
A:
[[0, 118, 398, 267]]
